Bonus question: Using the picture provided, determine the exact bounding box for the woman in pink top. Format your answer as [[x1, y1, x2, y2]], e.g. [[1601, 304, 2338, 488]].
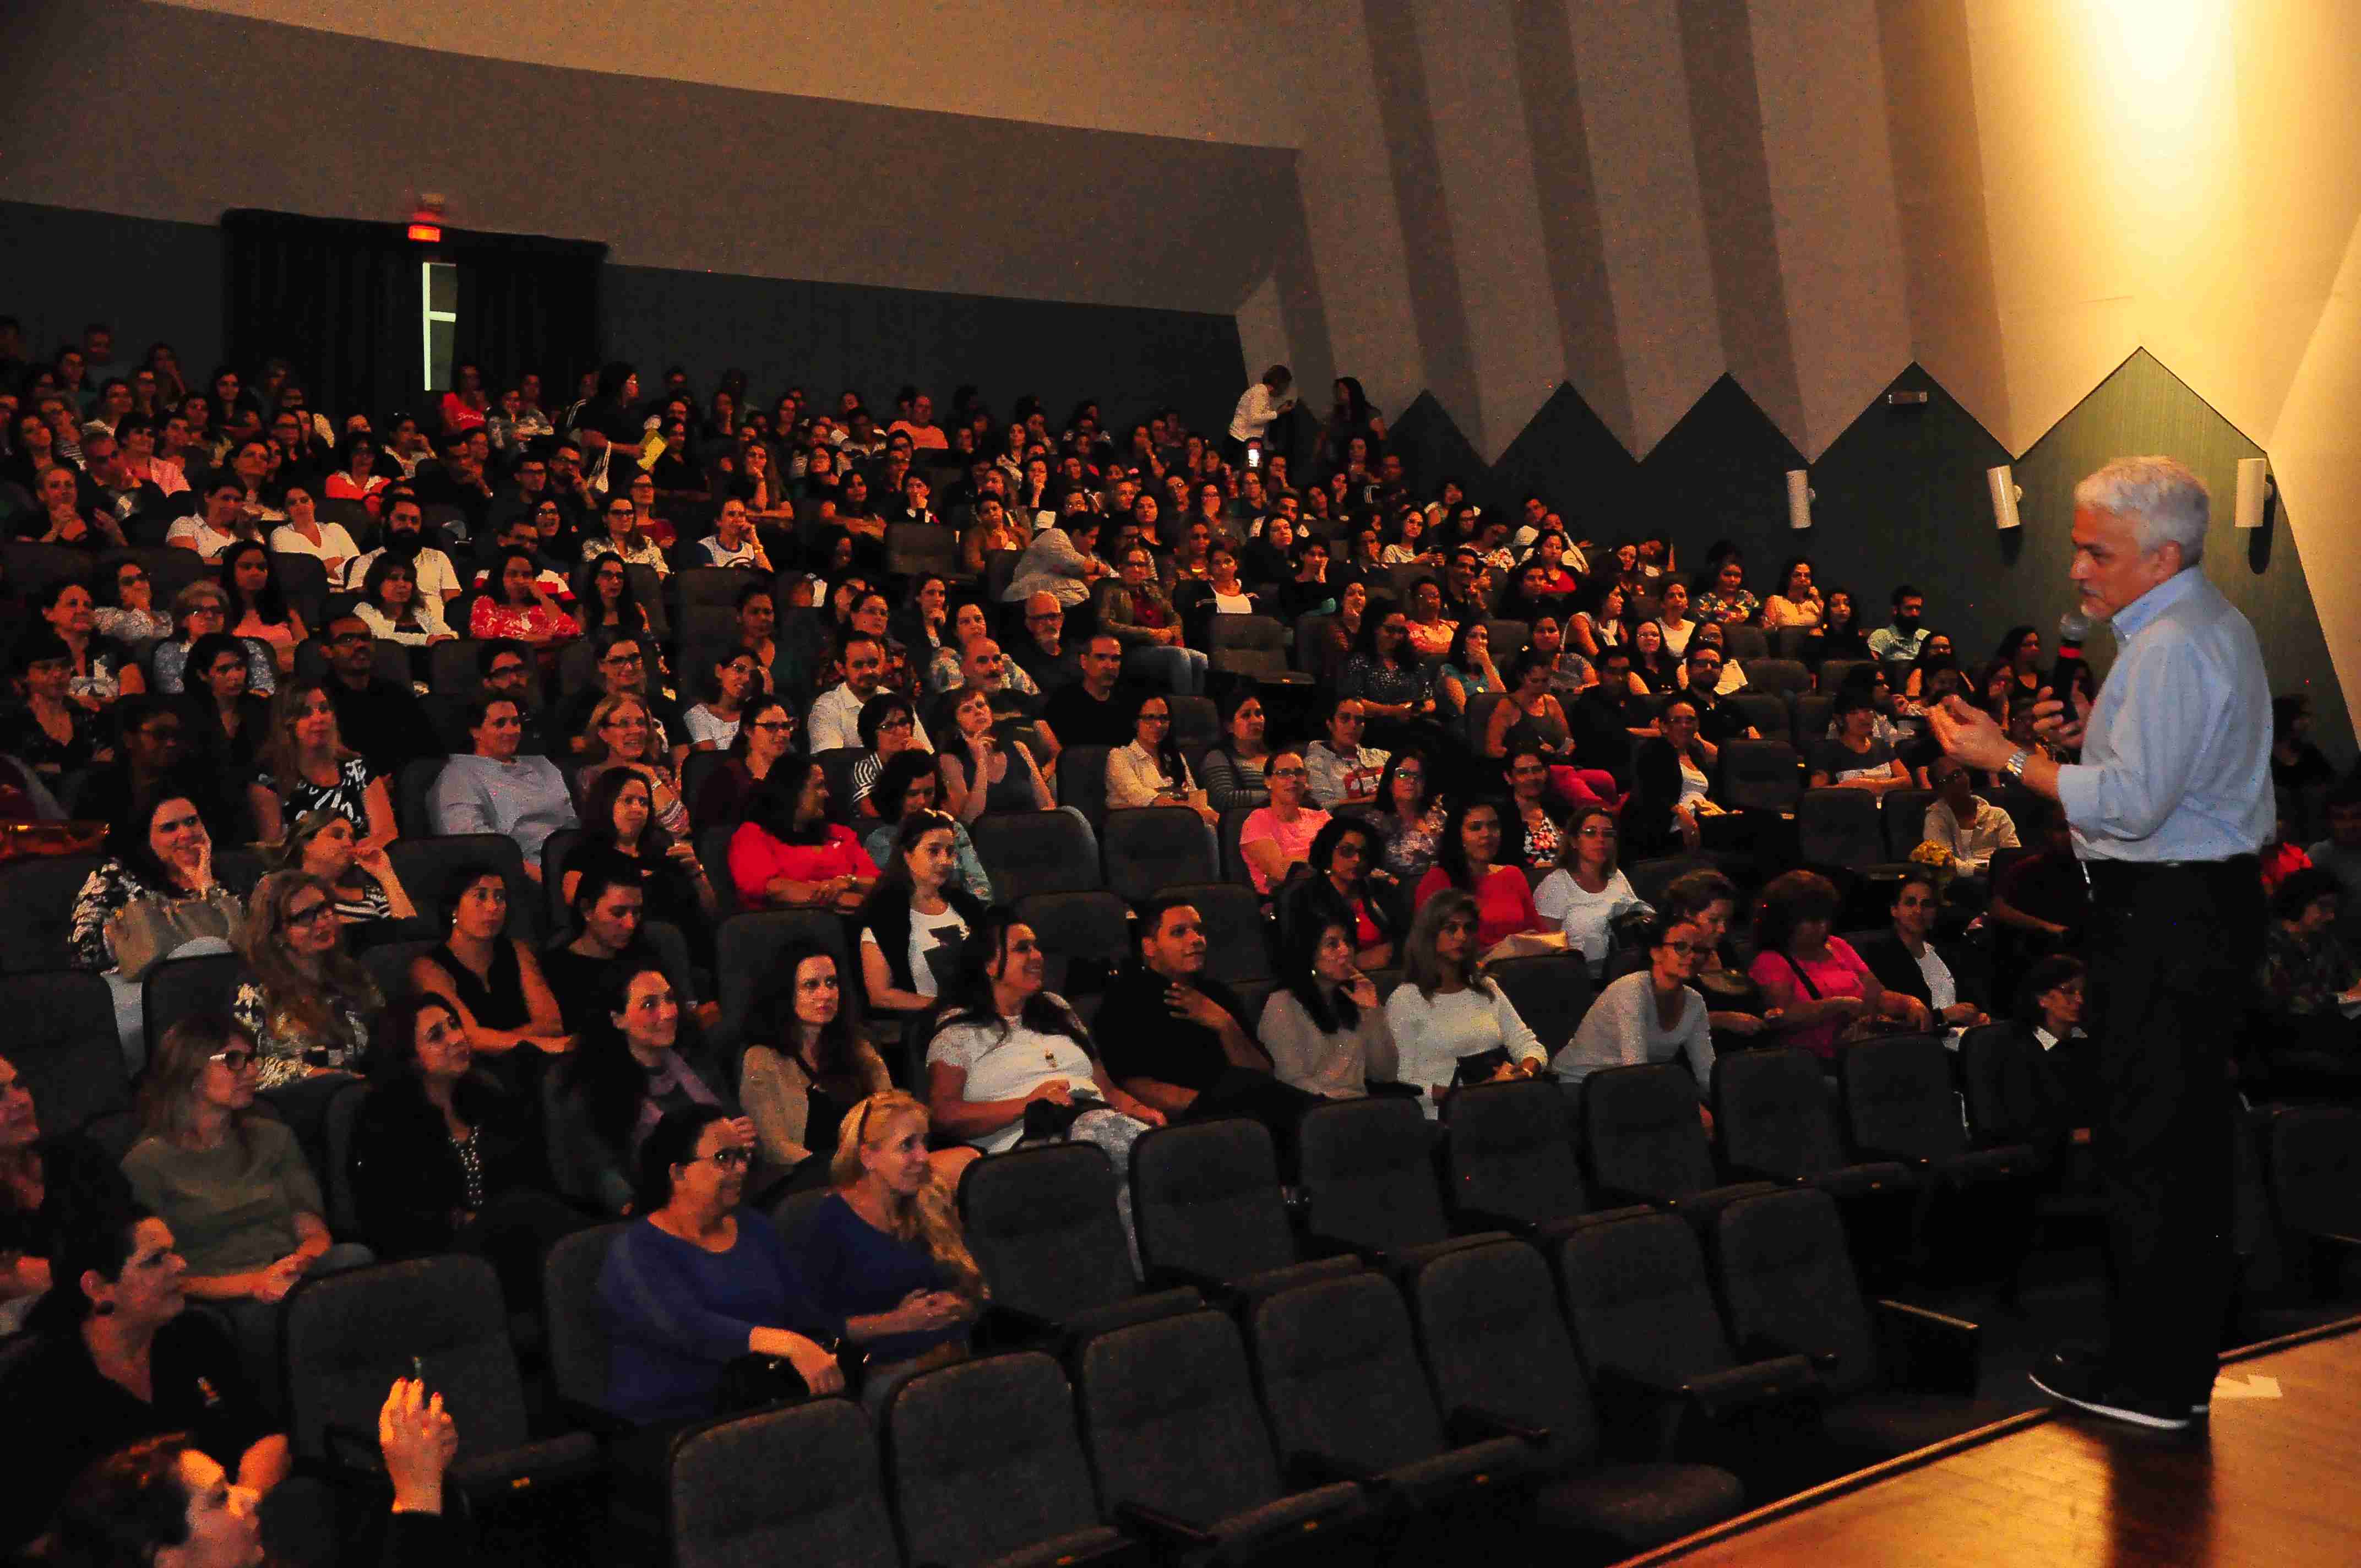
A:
[[728, 755, 879, 913], [1238, 751, 1331, 896], [1746, 870, 1930, 1061], [220, 540, 307, 677]]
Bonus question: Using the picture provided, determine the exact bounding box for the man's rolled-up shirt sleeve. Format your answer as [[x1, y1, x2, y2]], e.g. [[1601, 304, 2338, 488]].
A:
[[2054, 638, 2212, 848]]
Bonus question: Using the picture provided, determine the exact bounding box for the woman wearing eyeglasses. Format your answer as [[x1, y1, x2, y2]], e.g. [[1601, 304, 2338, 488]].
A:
[[596, 1104, 846, 1423], [229, 870, 381, 1097], [581, 493, 670, 579], [1534, 805, 1649, 978], [552, 965, 752, 1217], [120, 1014, 374, 1364], [92, 558, 172, 643], [691, 698, 796, 831], [1549, 913, 1717, 1115], [1106, 692, 1216, 825], [578, 692, 690, 841]]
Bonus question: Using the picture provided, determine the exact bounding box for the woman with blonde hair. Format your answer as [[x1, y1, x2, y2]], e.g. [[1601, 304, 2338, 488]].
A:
[[797, 1089, 985, 1379], [578, 689, 690, 840], [249, 679, 398, 849], [121, 1013, 373, 1373], [231, 869, 382, 1092], [271, 807, 415, 935]]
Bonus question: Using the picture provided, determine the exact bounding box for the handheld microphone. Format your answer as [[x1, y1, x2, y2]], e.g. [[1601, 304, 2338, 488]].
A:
[[2048, 610, 2090, 703]]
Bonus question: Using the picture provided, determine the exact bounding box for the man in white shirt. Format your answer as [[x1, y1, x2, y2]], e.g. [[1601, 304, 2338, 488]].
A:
[[342, 497, 463, 602], [697, 497, 773, 570], [1225, 364, 1296, 456], [808, 634, 930, 753], [1922, 755, 2020, 876]]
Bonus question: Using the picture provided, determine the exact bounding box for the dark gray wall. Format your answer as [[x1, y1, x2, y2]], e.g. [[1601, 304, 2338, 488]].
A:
[[601, 266, 1244, 437], [1394, 355, 2353, 767], [0, 202, 222, 379]]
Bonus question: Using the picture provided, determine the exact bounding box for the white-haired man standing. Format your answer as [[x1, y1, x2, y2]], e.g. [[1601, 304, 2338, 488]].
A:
[[1932, 455, 2270, 1433]]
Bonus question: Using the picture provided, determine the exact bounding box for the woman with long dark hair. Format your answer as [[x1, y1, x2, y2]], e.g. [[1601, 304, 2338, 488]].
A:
[[1384, 892, 1547, 1117], [217, 540, 304, 679], [739, 943, 893, 1187], [1105, 690, 1215, 823], [856, 810, 986, 1022], [728, 754, 877, 912], [1257, 914, 1398, 1099], [1413, 797, 1549, 952], [551, 963, 745, 1215], [1278, 815, 1400, 972], [350, 993, 583, 1302], [559, 765, 719, 929]]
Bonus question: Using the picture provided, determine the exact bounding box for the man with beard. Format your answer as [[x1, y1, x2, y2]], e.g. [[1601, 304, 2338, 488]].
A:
[[1868, 584, 1931, 672], [319, 614, 443, 779], [341, 494, 463, 603]]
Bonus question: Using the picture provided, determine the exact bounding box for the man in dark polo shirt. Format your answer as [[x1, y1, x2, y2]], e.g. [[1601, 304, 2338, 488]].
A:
[[322, 614, 443, 780], [1041, 633, 1133, 748], [1092, 895, 1316, 1151]]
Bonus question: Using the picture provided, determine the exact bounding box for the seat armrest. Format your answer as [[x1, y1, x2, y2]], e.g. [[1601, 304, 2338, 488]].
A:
[[1723, 1162, 1808, 1188], [1449, 1206, 1535, 1238], [319, 1422, 387, 1485], [1856, 1144, 1933, 1170], [1114, 1501, 1221, 1550], [1286, 1450, 1386, 1491], [976, 1302, 1059, 1349], [1448, 1405, 1551, 1449], [1874, 1298, 1982, 1397], [1142, 1264, 1241, 1303], [1297, 1229, 1388, 1268], [1737, 1333, 1842, 1375], [559, 1398, 637, 1438]]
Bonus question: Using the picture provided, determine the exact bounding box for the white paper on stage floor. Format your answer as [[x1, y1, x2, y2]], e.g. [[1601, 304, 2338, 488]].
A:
[[2210, 1374, 2282, 1400]]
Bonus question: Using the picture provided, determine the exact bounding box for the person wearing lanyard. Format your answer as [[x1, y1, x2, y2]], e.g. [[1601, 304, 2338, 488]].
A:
[[1931, 456, 2270, 1433]]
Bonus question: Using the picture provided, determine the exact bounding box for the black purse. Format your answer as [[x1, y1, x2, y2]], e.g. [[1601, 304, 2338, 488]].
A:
[[1021, 1090, 1105, 1143], [1451, 1048, 1514, 1087], [714, 1352, 812, 1415]]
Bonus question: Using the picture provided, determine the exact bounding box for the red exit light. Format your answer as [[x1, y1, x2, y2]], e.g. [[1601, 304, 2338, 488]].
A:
[[407, 222, 443, 243]]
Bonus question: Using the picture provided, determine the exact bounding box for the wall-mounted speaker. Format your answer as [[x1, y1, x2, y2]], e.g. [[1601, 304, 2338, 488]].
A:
[[1785, 469, 1813, 530], [2235, 458, 2272, 530], [1987, 465, 2023, 530]]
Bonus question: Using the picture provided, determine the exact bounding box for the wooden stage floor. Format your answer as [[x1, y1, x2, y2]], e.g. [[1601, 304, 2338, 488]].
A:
[[1630, 1316, 2361, 1567]]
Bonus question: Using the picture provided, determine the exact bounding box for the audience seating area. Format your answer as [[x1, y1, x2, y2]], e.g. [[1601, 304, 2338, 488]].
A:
[[2, 335, 2358, 1566]]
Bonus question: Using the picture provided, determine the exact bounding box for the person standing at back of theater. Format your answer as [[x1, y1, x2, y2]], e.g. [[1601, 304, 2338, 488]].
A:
[[1932, 455, 2270, 1433]]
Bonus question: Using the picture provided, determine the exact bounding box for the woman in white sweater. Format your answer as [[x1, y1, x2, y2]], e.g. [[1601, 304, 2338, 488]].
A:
[[1532, 805, 1650, 977], [1551, 912, 1716, 1104], [1384, 890, 1547, 1118], [1258, 917, 1399, 1098]]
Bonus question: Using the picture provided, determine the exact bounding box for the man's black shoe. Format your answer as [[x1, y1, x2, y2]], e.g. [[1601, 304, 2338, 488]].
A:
[[2028, 1358, 2195, 1431]]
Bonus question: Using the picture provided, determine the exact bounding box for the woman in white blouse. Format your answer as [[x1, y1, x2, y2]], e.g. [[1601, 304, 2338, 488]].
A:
[[1551, 912, 1716, 1112], [1105, 693, 1217, 824], [1533, 807, 1650, 977], [1383, 891, 1547, 1119], [1654, 580, 1698, 660], [923, 912, 1165, 1252], [1258, 917, 1398, 1099]]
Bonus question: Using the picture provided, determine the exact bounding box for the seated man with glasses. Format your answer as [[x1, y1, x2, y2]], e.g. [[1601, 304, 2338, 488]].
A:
[[1550, 911, 1718, 1113], [1007, 591, 1081, 694], [318, 613, 444, 780], [809, 633, 929, 754], [428, 695, 579, 881]]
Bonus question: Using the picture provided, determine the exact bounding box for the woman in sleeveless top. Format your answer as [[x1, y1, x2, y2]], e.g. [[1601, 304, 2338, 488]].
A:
[[407, 865, 573, 1090]]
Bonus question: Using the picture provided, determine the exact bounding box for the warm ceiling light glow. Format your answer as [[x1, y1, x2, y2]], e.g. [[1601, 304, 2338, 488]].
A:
[[2094, 0, 2203, 85], [406, 222, 442, 243]]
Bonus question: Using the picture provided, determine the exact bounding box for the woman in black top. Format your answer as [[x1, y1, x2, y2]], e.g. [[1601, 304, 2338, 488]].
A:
[[0, 1208, 287, 1557], [350, 994, 582, 1308], [175, 630, 273, 782], [406, 864, 573, 1086], [559, 766, 719, 940], [1, 630, 110, 782], [1817, 588, 1871, 661]]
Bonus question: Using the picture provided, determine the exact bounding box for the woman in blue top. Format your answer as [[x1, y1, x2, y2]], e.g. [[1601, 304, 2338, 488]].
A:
[[596, 1105, 846, 1424], [795, 1089, 983, 1375]]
